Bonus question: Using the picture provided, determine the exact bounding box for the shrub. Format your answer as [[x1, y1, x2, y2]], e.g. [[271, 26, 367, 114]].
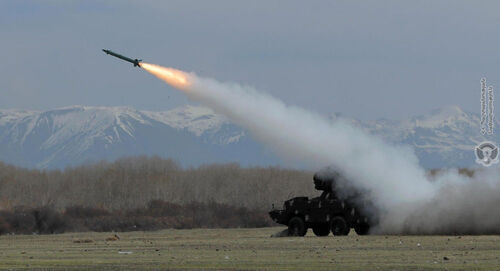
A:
[[0, 200, 273, 235], [65, 206, 110, 218], [33, 207, 67, 234]]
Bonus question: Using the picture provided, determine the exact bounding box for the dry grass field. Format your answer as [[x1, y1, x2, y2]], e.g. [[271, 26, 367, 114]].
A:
[[1, 227, 500, 270]]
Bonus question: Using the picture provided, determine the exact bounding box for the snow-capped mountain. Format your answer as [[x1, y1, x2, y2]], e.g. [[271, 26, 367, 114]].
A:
[[334, 105, 497, 168], [0, 105, 273, 169], [0, 105, 495, 169]]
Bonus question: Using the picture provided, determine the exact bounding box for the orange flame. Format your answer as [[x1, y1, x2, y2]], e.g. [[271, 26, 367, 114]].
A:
[[140, 62, 190, 90]]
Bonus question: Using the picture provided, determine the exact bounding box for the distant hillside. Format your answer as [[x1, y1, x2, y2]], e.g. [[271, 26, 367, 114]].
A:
[[345, 106, 495, 168], [0, 105, 494, 169], [0, 105, 276, 169]]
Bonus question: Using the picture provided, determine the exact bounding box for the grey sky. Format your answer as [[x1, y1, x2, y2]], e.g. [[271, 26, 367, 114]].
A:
[[1, 0, 499, 120]]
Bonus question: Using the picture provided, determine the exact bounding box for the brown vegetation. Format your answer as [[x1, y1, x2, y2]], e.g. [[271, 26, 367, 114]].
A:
[[0, 200, 275, 234], [0, 156, 314, 234], [0, 156, 314, 211]]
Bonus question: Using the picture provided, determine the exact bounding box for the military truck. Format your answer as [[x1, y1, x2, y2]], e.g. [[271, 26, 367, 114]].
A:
[[269, 171, 372, 236]]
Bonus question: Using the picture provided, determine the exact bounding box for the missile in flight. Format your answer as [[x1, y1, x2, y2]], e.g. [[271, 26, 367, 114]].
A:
[[102, 49, 142, 67]]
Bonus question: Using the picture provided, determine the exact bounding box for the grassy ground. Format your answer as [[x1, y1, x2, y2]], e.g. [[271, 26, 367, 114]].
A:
[[0, 227, 499, 270]]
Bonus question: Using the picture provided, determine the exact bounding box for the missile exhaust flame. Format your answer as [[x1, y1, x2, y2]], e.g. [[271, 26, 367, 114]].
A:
[[140, 63, 190, 90]]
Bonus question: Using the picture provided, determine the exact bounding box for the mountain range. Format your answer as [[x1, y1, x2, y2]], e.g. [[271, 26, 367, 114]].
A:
[[0, 105, 495, 169]]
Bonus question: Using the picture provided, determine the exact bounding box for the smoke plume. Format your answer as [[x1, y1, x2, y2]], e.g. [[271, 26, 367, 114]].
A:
[[141, 62, 500, 234]]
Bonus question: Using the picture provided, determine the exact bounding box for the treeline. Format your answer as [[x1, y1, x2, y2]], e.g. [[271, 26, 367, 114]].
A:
[[0, 157, 315, 233], [0, 156, 314, 210]]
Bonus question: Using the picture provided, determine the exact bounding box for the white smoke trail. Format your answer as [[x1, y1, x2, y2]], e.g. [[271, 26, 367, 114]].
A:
[[141, 63, 500, 234], [186, 77, 436, 205]]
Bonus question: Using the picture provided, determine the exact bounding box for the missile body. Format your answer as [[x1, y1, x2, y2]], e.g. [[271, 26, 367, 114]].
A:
[[102, 49, 141, 67]]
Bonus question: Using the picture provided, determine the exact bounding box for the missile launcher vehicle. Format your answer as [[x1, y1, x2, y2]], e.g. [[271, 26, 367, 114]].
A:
[[269, 170, 373, 236]]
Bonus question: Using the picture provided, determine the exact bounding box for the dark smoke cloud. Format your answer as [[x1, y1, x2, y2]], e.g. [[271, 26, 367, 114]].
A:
[[396, 169, 500, 235]]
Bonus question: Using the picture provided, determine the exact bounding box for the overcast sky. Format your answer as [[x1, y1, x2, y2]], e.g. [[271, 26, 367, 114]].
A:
[[2, 1, 500, 120]]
